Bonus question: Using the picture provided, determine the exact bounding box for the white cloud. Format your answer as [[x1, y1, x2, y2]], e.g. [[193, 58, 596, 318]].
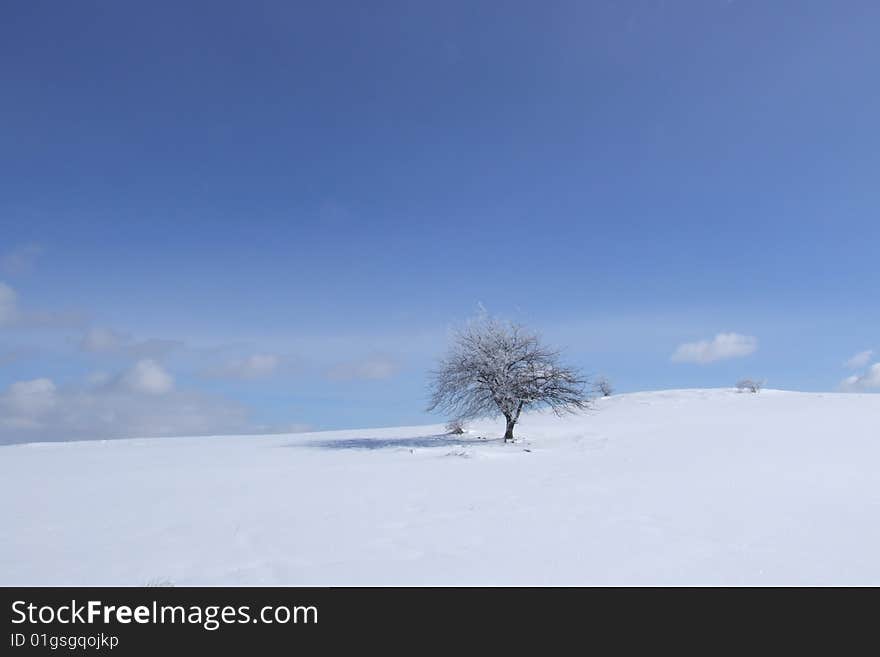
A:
[[0, 281, 84, 329], [203, 353, 281, 380], [0, 243, 44, 275], [116, 359, 174, 395], [841, 363, 880, 391], [80, 327, 126, 352], [671, 332, 758, 364], [78, 327, 182, 358], [845, 350, 874, 370], [85, 371, 112, 386], [5, 378, 57, 417], [0, 372, 250, 445], [326, 355, 398, 381], [0, 282, 20, 326]]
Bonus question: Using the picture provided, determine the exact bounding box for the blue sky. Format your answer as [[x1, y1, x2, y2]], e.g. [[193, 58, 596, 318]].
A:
[[1, 1, 878, 442]]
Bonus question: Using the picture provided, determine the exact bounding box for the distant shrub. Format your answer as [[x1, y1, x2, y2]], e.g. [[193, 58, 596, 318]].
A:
[[446, 419, 467, 434], [144, 578, 174, 587], [736, 379, 763, 393], [594, 376, 613, 397]]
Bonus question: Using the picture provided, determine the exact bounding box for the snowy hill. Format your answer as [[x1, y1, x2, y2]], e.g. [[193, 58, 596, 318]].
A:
[[2, 388, 878, 585]]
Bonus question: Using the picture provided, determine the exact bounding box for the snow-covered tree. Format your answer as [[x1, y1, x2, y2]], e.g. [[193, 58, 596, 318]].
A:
[[736, 378, 763, 393], [595, 376, 613, 397], [428, 316, 590, 442]]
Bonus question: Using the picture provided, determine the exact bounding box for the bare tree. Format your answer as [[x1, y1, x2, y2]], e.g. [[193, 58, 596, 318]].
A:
[[428, 316, 590, 442], [594, 376, 613, 397], [736, 378, 763, 393]]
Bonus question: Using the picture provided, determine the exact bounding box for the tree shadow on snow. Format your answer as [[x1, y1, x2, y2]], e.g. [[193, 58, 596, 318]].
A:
[[295, 434, 500, 451]]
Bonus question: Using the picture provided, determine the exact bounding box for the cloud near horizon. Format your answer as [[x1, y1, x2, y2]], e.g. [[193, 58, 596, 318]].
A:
[[844, 349, 874, 370], [0, 360, 251, 445], [115, 359, 175, 394], [841, 363, 880, 391], [671, 332, 758, 364]]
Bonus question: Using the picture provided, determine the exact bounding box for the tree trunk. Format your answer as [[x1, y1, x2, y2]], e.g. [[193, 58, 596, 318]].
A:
[[503, 415, 515, 443]]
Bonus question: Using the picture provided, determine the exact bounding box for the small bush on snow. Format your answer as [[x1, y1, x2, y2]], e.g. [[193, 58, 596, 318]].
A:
[[446, 419, 467, 434], [594, 377, 613, 397], [736, 379, 763, 393], [144, 577, 175, 587]]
